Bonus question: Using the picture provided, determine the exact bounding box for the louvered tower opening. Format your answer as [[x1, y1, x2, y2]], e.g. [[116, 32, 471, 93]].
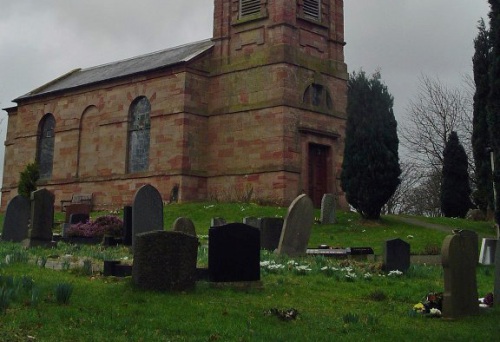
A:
[[303, 0, 320, 21], [240, 0, 261, 17]]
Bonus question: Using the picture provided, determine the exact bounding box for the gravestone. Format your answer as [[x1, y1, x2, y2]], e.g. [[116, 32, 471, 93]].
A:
[[243, 217, 261, 229], [320, 193, 336, 224], [441, 230, 479, 318], [132, 185, 164, 251], [383, 238, 410, 273], [133, 231, 198, 291], [276, 194, 314, 257], [24, 188, 55, 247], [2, 195, 31, 242], [123, 206, 132, 246], [210, 217, 226, 227], [479, 238, 497, 265], [208, 223, 260, 282], [172, 217, 196, 236], [260, 217, 284, 251], [69, 213, 90, 225], [64, 203, 91, 223], [494, 239, 500, 306]]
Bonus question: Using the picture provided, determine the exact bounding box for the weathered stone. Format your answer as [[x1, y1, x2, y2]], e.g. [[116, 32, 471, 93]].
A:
[[210, 217, 226, 227], [442, 230, 479, 318], [479, 238, 497, 265], [320, 193, 336, 224], [132, 231, 198, 291], [2, 195, 31, 242], [276, 194, 314, 257], [172, 217, 196, 236], [383, 238, 410, 273], [208, 223, 260, 282], [260, 217, 283, 251], [132, 184, 163, 251], [24, 188, 54, 247]]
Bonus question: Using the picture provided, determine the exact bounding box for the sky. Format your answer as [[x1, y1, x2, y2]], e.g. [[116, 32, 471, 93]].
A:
[[0, 0, 491, 180]]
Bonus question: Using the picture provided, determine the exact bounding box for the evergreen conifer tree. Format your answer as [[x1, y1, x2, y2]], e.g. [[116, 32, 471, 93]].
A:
[[472, 18, 492, 213], [18, 162, 39, 198], [441, 131, 472, 218], [341, 70, 401, 220]]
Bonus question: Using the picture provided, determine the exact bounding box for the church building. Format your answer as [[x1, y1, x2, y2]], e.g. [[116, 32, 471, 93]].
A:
[[2, 0, 348, 210]]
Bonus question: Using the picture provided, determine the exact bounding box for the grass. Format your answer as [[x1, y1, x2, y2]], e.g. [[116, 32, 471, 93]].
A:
[[0, 202, 499, 341]]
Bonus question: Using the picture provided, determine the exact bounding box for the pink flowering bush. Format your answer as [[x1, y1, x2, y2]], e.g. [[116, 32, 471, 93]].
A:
[[66, 215, 123, 238]]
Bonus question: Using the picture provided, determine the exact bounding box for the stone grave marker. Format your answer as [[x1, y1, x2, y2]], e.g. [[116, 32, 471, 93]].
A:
[[172, 217, 196, 236], [24, 188, 55, 247], [123, 205, 132, 246], [132, 184, 164, 250], [276, 194, 314, 257], [260, 217, 284, 251], [64, 203, 91, 223], [479, 238, 497, 265], [442, 230, 479, 318], [208, 223, 260, 282], [133, 231, 198, 291], [2, 195, 31, 242], [494, 239, 500, 306], [320, 193, 336, 224], [243, 217, 261, 229], [210, 217, 226, 227], [383, 238, 410, 273]]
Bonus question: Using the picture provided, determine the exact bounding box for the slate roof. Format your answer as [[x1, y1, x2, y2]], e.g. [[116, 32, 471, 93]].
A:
[[16, 39, 214, 101]]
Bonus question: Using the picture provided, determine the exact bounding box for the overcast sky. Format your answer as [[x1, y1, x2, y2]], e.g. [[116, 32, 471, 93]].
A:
[[0, 0, 491, 179]]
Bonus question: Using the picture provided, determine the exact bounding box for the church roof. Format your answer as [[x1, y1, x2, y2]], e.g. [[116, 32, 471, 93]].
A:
[[16, 39, 214, 101]]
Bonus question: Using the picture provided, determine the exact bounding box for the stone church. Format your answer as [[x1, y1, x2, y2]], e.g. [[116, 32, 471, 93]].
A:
[[2, 0, 347, 210]]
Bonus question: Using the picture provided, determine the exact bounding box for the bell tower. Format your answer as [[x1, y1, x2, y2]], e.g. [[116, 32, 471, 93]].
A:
[[208, 0, 348, 207]]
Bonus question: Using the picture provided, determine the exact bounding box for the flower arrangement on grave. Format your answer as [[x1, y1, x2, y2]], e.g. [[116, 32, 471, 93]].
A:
[[66, 215, 123, 238], [413, 292, 443, 316]]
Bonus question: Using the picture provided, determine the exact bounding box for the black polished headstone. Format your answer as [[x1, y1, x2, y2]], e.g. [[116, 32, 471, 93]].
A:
[[383, 238, 410, 273], [260, 217, 283, 251], [208, 223, 260, 282], [2, 195, 31, 242]]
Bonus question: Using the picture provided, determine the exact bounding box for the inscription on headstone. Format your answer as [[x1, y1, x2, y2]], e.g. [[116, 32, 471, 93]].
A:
[[383, 238, 410, 273], [2, 195, 31, 242], [132, 231, 198, 291], [276, 194, 314, 257], [441, 230, 479, 318], [320, 193, 336, 224], [209, 223, 260, 282], [132, 185, 164, 250]]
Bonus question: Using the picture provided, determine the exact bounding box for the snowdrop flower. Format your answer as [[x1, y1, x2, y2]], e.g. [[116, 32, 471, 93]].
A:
[[388, 270, 403, 277]]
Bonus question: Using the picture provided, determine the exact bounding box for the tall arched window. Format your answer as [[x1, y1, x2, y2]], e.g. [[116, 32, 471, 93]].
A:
[[37, 114, 55, 179], [77, 106, 99, 178], [127, 96, 151, 173]]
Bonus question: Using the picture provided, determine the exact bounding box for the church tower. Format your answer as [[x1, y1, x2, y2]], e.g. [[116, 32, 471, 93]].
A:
[[207, 0, 348, 207]]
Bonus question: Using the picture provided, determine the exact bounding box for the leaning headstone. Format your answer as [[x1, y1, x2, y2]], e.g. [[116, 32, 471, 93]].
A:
[[132, 184, 163, 251], [123, 206, 132, 246], [210, 217, 226, 227], [2, 195, 31, 242], [320, 193, 336, 224], [479, 238, 497, 265], [243, 217, 261, 229], [133, 231, 198, 291], [383, 238, 410, 273], [276, 194, 314, 257], [24, 188, 55, 247], [441, 230, 479, 318], [208, 223, 260, 282], [172, 217, 196, 236], [260, 217, 284, 251]]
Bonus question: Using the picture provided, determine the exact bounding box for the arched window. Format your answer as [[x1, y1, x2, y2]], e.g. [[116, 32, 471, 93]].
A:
[[37, 114, 55, 179], [303, 83, 333, 110], [127, 96, 151, 173]]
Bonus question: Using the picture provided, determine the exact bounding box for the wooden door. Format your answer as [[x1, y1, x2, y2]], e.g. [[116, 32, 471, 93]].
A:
[[308, 144, 329, 208]]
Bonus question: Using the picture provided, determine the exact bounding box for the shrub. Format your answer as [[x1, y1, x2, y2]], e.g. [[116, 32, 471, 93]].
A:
[[66, 215, 123, 238]]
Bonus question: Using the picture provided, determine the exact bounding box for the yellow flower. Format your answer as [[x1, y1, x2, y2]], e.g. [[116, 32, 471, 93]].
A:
[[413, 303, 425, 312]]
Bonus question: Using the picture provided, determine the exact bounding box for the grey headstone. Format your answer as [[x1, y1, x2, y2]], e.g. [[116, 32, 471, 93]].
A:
[[243, 217, 261, 229], [210, 217, 226, 227], [479, 238, 497, 265], [172, 217, 196, 236], [260, 217, 284, 251], [132, 184, 164, 251], [442, 230, 479, 318], [320, 193, 336, 224], [383, 238, 410, 273], [494, 239, 500, 306], [276, 194, 314, 257], [133, 231, 198, 291], [25, 188, 55, 247], [2, 195, 31, 242]]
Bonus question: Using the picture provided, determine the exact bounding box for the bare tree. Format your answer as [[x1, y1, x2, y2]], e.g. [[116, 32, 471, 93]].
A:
[[383, 161, 423, 215], [400, 74, 473, 173]]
